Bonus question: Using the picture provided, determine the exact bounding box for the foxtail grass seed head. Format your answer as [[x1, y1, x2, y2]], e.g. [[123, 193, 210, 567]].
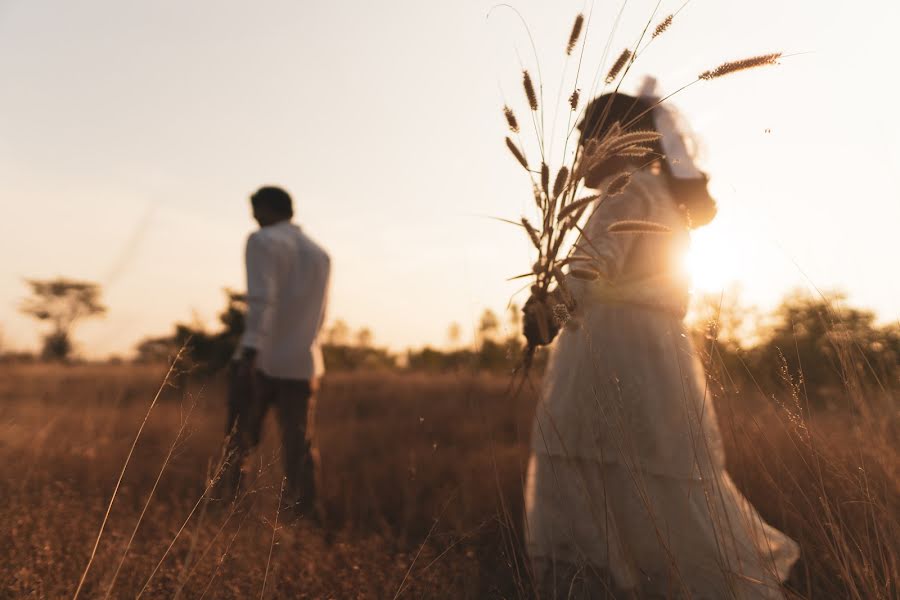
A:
[[699, 52, 782, 80], [532, 182, 544, 209], [503, 105, 519, 133], [523, 70, 538, 111], [559, 255, 595, 267], [540, 163, 550, 195], [570, 267, 601, 281], [553, 167, 569, 200], [558, 194, 600, 221], [606, 49, 632, 84], [569, 89, 580, 110], [652, 15, 673, 38], [607, 220, 672, 234], [607, 130, 662, 152], [566, 14, 585, 55], [521, 217, 542, 249], [615, 145, 654, 158], [505, 137, 528, 169], [607, 172, 631, 196]]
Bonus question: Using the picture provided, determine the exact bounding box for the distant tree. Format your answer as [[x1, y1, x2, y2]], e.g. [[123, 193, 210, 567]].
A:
[[325, 319, 351, 346], [356, 327, 373, 348], [20, 277, 106, 361], [478, 309, 500, 346], [507, 302, 521, 331], [446, 322, 462, 348], [748, 290, 899, 409], [134, 336, 178, 363]]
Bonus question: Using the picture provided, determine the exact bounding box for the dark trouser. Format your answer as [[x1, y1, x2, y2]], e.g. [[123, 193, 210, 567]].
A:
[[221, 364, 319, 515]]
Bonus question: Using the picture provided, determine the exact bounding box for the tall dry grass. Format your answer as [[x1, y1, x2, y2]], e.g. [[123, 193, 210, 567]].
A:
[[0, 362, 896, 598]]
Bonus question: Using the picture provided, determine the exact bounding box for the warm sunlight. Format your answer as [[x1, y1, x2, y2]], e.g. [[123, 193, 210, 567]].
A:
[[685, 227, 745, 295], [1, 2, 897, 597]]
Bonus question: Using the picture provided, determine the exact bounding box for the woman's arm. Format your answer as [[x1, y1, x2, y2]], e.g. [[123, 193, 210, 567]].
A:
[[576, 179, 653, 281]]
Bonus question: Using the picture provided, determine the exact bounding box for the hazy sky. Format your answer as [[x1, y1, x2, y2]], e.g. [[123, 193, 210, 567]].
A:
[[1, 0, 898, 357]]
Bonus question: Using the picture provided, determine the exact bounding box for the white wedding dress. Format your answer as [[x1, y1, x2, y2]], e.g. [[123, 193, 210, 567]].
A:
[[525, 170, 799, 598]]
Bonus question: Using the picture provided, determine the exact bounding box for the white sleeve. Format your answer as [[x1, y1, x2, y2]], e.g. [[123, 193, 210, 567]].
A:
[[576, 182, 652, 281], [242, 234, 276, 349]]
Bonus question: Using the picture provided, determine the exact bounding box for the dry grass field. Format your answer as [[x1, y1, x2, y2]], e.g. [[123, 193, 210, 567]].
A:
[[1, 362, 896, 599]]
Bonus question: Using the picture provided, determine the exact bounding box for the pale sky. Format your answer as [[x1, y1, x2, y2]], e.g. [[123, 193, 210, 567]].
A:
[[1, 0, 898, 357]]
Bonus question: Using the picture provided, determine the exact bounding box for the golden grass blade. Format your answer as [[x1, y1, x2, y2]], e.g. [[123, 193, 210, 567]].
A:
[[72, 345, 188, 600], [135, 454, 231, 599], [607, 219, 672, 234], [566, 14, 585, 55], [507, 272, 537, 281], [259, 477, 285, 600], [104, 397, 197, 600], [606, 49, 632, 84], [699, 52, 782, 80], [505, 137, 528, 169]]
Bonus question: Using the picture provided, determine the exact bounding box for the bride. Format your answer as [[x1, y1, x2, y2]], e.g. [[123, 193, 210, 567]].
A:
[[522, 91, 799, 598]]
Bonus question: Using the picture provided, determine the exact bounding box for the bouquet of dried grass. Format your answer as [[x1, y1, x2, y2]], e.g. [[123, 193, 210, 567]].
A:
[[498, 8, 781, 371]]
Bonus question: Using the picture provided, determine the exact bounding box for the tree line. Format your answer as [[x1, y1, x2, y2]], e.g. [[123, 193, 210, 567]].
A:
[[7, 277, 898, 411]]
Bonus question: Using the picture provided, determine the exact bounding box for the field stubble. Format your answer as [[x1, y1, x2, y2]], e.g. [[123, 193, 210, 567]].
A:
[[0, 363, 896, 599]]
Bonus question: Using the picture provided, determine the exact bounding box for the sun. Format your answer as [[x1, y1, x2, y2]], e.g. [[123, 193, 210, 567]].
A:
[[684, 227, 745, 295]]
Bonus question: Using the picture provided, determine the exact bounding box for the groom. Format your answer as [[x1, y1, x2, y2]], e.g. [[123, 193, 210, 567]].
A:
[[221, 186, 331, 518]]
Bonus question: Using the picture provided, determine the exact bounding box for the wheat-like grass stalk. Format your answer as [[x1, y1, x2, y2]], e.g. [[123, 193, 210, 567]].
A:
[[568, 89, 580, 110], [570, 267, 602, 281], [103, 394, 197, 600], [497, 8, 786, 380], [72, 344, 188, 600], [616, 145, 655, 158], [505, 137, 528, 169], [502, 105, 519, 133], [552, 167, 569, 200], [260, 477, 286, 600], [522, 70, 538, 111], [540, 163, 550, 195], [699, 52, 782, 80], [135, 443, 233, 599], [565, 14, 585, 55], [197, 496, 255, 600], [521, 218, 542, 249], [557, 194, 600, 221], [606, 172, 632, 196], [172, 479, 258, 598], [652, 14, 673, 38], [605, 48, 632, 84], [607, 219, 673, 234]]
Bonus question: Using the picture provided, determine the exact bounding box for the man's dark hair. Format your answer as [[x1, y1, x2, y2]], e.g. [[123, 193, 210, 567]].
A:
[[251, 186, 294, 218]]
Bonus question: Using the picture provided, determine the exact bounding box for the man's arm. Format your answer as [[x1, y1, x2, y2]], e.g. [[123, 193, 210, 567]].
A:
[[240, 234, 276, 372]]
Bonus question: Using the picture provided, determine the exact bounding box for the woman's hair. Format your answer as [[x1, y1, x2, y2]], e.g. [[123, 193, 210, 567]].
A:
[[578, 93, 717, 228]]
